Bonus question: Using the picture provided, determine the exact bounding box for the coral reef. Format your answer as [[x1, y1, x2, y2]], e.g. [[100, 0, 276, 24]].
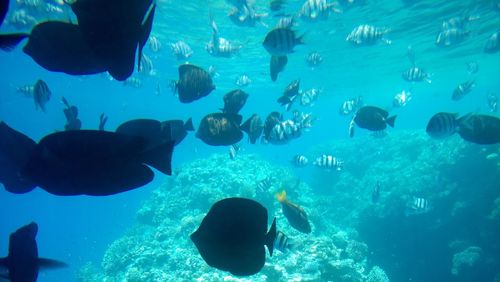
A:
[[451, 246, 482, 276]]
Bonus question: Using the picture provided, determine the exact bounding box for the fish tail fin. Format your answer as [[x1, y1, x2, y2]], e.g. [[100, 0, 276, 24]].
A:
[[275, 190, 287, 202], [296, 33, 305, 45], [386, 115, 397, 128], [38, 258, 68, 269], [240, 116, 252, 134], [0, 33, 29, 52], [184, 118, 194, 131], [169, 80, 178, 94], [265, 217, 277, 257], [140, 141, 175, 175]]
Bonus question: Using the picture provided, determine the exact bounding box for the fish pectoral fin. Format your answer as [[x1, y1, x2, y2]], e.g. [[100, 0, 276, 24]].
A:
[[38, 258, 68, 269]]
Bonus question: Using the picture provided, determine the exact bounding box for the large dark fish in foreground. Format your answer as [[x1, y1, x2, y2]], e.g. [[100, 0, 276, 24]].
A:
[[241, 114, 263, 144], [190, 197, 277, 276], [353, 106, 396, 133], [0, 222, 67, 282], [426, 112, 467, 139], [0, 0, 8, 26], [270, 55, 287, 82], [222, 89, 249, 114], [458, 114, 500, 145], [196, 113, 243, 146], [117, 118, 193, 148], [275, 190, 311, 233], [263, 28, 303, 56], [70, 0, 156, 81], [0, 122, 37, 194], [174, 64, 215, 103]]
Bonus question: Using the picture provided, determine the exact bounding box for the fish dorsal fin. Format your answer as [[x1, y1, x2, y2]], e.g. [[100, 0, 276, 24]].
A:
[[184, 118, 194, 131], [265, 218, 277, 257]]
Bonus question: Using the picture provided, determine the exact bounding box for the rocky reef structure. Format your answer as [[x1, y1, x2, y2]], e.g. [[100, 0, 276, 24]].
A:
[[77, 154, 388, 281]]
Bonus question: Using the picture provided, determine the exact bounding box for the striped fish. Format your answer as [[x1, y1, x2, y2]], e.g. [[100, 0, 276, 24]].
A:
[[267, 120, 302, 145], [33, 79, 51, 112], [306, 51, 323, 68], [346, 24, 390, 46], [148, 36, 161, 52], [300, 88, 320, 107], [138, 53, 155, 76], [170, 40, 193, 60], [313, 155, 343, 171], [484, 30, 500, 54], [406, 197, 431, 216], [402, 67, 431, 83], [229, 144, 240, 160], [487, 93, 498, 113], [299, 0, 339, 21], [292, 155, 308, 167], [274, 231, 292, 252], [435, 28, 469, 47], [17, 84, 34, 98], [425, 112, 464, 139], [452, 80, 475, 101], [263, 28, 304, 56]]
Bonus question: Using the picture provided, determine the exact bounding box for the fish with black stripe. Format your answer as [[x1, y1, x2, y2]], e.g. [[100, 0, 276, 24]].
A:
[[33, 80, 51, 112], [291, 154, 308, 167], [346, 24, 391, 46], [452, 80, 475, 101], [313, 154, 343, 171], [274, 230, 293, 252], [426, 112, 467, 139], [402, 67, 431, 83], [263, 28, 304, 56]]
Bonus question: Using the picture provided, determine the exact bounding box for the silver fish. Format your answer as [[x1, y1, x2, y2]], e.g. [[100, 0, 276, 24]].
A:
[[402, 67, 431, 83], [229, 144, 240, 160], [313, 155, 343, 171], [299, 0, 340, 21], [138, 53, 155, 76], [274, 231, 292, 252], [306, 51, 323, 68], [435, 28, 469, 47], [484, 31, 500, 54], [149, 36, 162, 53], [171, 40, 193, 60], [393, 89, 412, 108], [406, 197, 431, 216], [487, 93, 498, 112], [16, 85, 34, 98], [300, 88, 321, 107], [346, 25, 390, 46], [235, 75, 252, 87], [291, 155, 308, 167], [123, 77, 143, 89], [267, 120, 302, 145]]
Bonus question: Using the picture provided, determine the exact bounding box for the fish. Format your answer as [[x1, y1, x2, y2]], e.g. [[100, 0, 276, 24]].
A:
[[353, 106, 396, 133], [313, 154, 343, 171], [487, 93, 498, 112], [70, 0, 156, 81], [300, 88, 320, 107], [275, 16, 295, 29], [442, 15, 478, 30], [123, 77, 143, 89], [266, 119, 302, 145], [33, 80, 51, 112], [348, 118, 355, 138], [484, 31, 500, 54], [372, 181, 380, 203], [406, 197, 431, 216], [0, 0, 8, 26], [161, 118, 195, 146], [306, 51, 323, 68], [229, 144, 240, 160], [452, 80, 475, 101], [61, 97, 81, 131], [277, 79, 300, 111], [0, 222, 67, 282], [138, 53, 155, 76], [174, 64, 216, 104], [241, 114, 263, 144], [18, 128, 174, 196], [292, 110, 315, 129], [270, 55, 288, 82], [425, 112, 466, 139], [299, 0, 339, 21], [466, 61, 479, 74], [402, 67, 431, 83], [263, 112, 283, 139], [346, 25, 390, 46], [392, 89, 412, 108], [275, 190, 311, 233], [99, 113, 108, 131], [256, 176, 273, 195], [196, 113, 243, 146], [207, 15, 242, 57], [339, 96, 363, 115], [263, 28, 304, 56], [16, 84, 34, 98], [270, 0, 286, 11], [235, 75, 252, 87], [148, 35, 161, 52], [0, 121, 37, 194], [190, 197, 277, 276], [170, 40, 193, 60], [435, 28, 469, 47], [457, 114, 500, 145], [291, 155, 308, 167], [274, 231, 292, 253], [228, 5, 267, 27], [222, 89, 249, 114]]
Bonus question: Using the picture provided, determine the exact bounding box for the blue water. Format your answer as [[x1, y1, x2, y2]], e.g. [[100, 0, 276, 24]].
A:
[[1, 0, 499, 281]]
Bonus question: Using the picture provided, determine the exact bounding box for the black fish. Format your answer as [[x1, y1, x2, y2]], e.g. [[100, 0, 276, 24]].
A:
[[222, 89, 249, 114], [70, 0, 156, 81], [190, 197, 277, 276], [353, 106, 396, 132], [0, 0, 7, 26], [275, 190, 311, 233], [20, 130, 174, 196], [263, 112, 282, 140], [22, 22, 106, 75], [99, 113, 108, 131], [241, 114, 263, 144], [0, 222, 67, 282], [161, 118, 195, 146], [270, 55, 287, 82], [277, 79, 300, 111], [175, 64, 216, 103], [0, 122, 36, 194], [196, 113, 243, 146], [0, 0, 30, 52], [426, 112, 465, 139], [263, 28, 304, 56], [458, 114, 500, 145], [61, 97, 81, 131], [33, 80, 51, 112]]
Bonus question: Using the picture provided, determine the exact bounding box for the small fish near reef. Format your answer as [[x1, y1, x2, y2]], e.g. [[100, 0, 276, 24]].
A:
[[196, 113, 243, 146], [291, 154, 309, 167], [0, 222, 67, 282], [229, 143, 240, 160], [352, 106, 396, 135], [405, 197, 431, 216], [452, 80, 475, 101], [263, 28, 304, 56], [313, 154, 344, 171], [339, 96, 363, 116], [275, 190, 311, 233], [487, 93, 498, 112], [393, 89, 412, 108], [306, 51, 323, 68], [274, 230, 293, 253], [190, 197, 277, 276], [173, 64, 216, 104], [170, 40, 193, 60]]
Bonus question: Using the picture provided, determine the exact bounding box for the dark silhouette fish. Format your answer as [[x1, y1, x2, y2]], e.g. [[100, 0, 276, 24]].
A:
[[33, 80, 51, 112], [426, 112, 467, 139], [270, 55, 287, 82], [241, 114, 263, 144], [353, 106, 396, 133], [0, 222, 67, 282], [458, 114, 500, 145], [263, 111, 282, 140], [70, 0, 156, 81], [277, 79, 300, 111], [275, 190, 311, 233], [263, 28, 303, 56], [190, 197, 277, 276], [61, 97, 81, 131], [0, 0, 8, 26], [174, 64, 216, 103], [222, 89, 249, 114], [196, 113, 243, 146], [161, 118, 195, 146], [117, 118, 193, 147], [0, 122, 37, 194]]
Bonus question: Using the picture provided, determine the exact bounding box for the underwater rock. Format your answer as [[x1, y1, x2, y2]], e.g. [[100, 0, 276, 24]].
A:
[[451, 246, 482, 276], [365, 266, 390, 282]]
